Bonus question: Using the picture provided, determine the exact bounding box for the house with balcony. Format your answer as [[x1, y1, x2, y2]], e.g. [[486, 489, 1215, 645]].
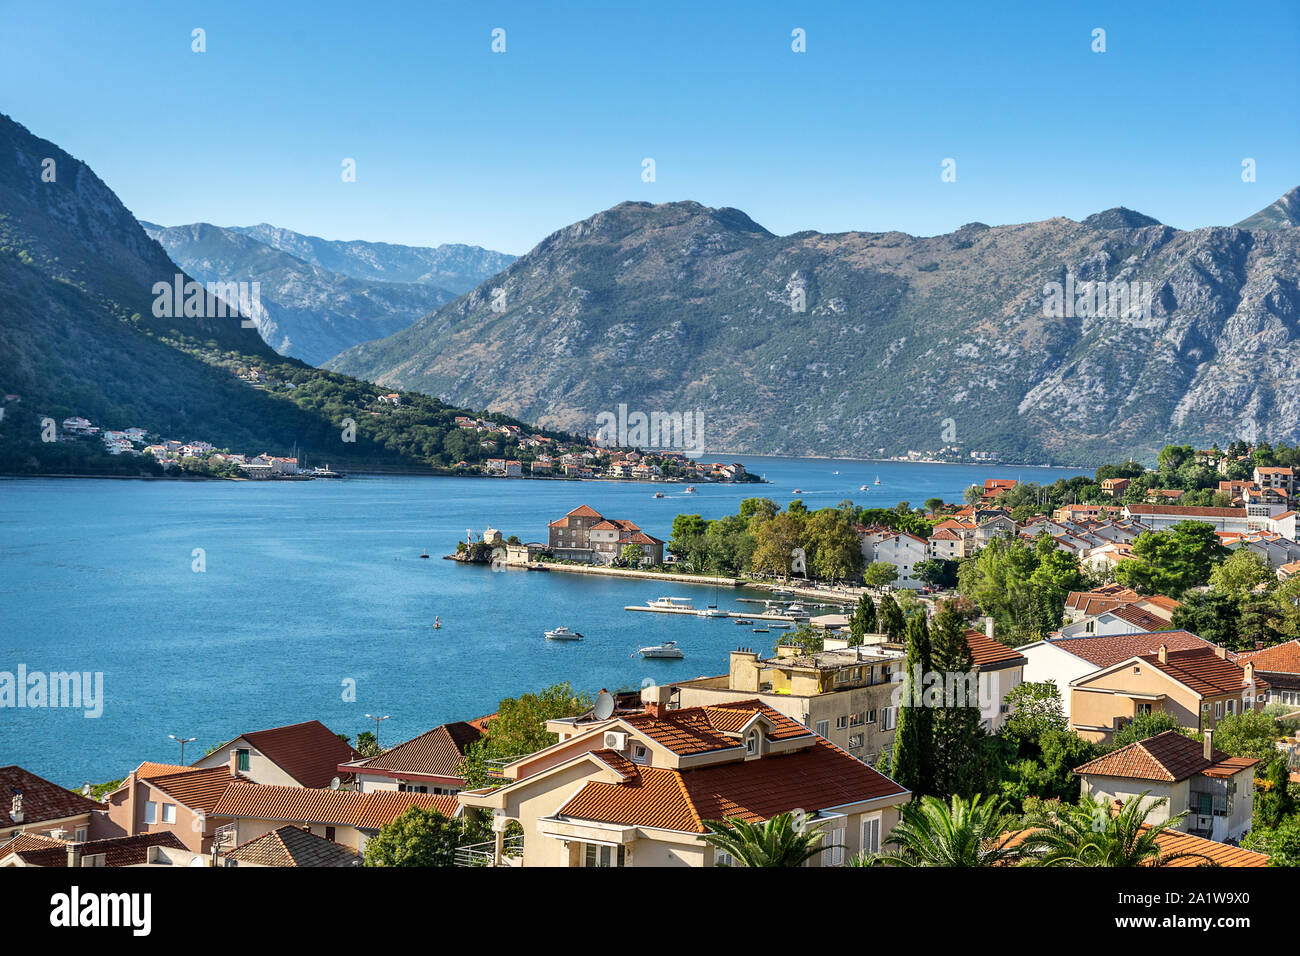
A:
[[456, 686, 911, 867], [1234, 640, 1300, 707], [1254, 466, 1296, 498], [1074, 730, 1258, 843], [99, 762, 245, 853]]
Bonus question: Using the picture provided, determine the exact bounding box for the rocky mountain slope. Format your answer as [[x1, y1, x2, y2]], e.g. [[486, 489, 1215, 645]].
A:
[[142, 221, 454, 365], [327, 196, 1300, 464]]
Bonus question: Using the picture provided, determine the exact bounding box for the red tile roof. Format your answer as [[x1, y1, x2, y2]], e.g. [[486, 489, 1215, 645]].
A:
[[555, 736, 906, 833], [963, 630, 1027, 669], [0, 831, 188, 867], [1047, 630, 1213, 669], [228, 720, 359, 788], [1108, 604, 1170, 631], [565, 504, 603, 518], [1235, 640, 1300, 675], [224, 825, 362, 867], [1140, 647, 1268, 697], [211, 782, 460, 829], [148, 766, 245, 814], [0, 766, 101, 826], [347, 721, 483, 780], [1124, 504, 1247, 519], [1073, 730, 1255, 782]]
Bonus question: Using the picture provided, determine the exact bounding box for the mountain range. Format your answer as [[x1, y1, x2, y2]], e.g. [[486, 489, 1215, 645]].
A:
[[326, 190, 1300, 464], [142, 222, 514, 365], [0, 113, 555, 476]]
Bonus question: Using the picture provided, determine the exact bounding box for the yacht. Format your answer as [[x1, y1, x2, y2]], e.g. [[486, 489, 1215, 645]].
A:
[[638, 641, 684, 659], [648, 596, 694, 610], [545, 626, 583, 641]]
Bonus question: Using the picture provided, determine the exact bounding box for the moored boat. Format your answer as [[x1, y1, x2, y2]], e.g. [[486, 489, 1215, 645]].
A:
[[638, 641, 684, 659], [545, 626, 583, 641]]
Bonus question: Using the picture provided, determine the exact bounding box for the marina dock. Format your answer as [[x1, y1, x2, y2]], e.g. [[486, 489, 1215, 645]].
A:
[[623, 605, 805, 622]]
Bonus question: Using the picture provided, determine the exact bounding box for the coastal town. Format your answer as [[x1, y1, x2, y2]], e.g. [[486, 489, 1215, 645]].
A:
[[8, 442, 1300, 870]]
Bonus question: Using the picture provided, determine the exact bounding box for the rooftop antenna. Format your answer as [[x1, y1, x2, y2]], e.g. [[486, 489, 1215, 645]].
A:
[[593, 689, 615, 721]]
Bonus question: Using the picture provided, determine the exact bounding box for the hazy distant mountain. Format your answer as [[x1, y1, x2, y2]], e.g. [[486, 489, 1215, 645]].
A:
[[327, 196, 1300, 464], [142, 221, 454, 365], [225, 223, 515, 293], [0, 112, 561, 476], [1235, 186, 1300, 231]]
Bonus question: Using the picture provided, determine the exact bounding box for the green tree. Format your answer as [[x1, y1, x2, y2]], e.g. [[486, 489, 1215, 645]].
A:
[[863, 562, 899, 589], [891, 614, 935, 795], [363, 806, 484, 867], [1171, 591, 1242, 648], [1002, 682, 1067, 743], [804, 508, 864, 582], [459, 683, 593, 788], [924, 497, 946, 514], [750, 512, 805, 579], [1208, 549, 1275, 597], [1242, 813, 1300, 866], [1114, 521, 1228, 597], [856, 794, 1023, 867], [1020, 793, 1211, 867], [929, 601, 991, 799], [1112, 712, 1185, 747], [877, 593, 907, 641], [620, 542, 645, 567], [1212, 710, 1280, 760], [848, 592, 877, 645], [702, 812, 835, 867]]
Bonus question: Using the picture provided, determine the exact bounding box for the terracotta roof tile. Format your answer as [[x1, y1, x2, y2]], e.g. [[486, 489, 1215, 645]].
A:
[[1073, 730, 1257, 782], [1005, 824, 1269, 866], [211, 782, 459, 829], [1235, 640, 1300, 675], [0, 766, 101, 826], [963, 630, 1027, 668], [236, 720, 359, 788], [1047, 630, 1212, 668], [148, 766, 245, 814], [225, 825, 362, 867], [0, 831, 188, 867], [1140, 647, 1268, 697], [347, 721, 483, 779]]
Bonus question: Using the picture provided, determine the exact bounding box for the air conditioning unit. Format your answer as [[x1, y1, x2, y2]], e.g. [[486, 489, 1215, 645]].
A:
[[603, 732, 627, 751]]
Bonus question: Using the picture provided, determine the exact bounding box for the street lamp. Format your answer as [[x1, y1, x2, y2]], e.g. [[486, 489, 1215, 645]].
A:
[[168, 734, 196, 764], [364, 714, 390, 749]]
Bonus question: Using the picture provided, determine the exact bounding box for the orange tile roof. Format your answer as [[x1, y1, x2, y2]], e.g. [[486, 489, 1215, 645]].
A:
[[134, 762, 198, 780], [1140, 647, 1268, 697], [1047, 630, 1212, 668], [1109, 604, 1169, 631], [211, 782, 459, 829], [1235, 640, 1300, 674], [555, 737, 907, 833], [963, 630, 1027, 668], [565, 504, 603, 518], [621, 709, 740, 756], [148, 766, 245, 814], [1005, 824, 1269, 867], [0, 831, 188, 867], [225, 825, 362, 867], [1073, 731, 1257, 782]]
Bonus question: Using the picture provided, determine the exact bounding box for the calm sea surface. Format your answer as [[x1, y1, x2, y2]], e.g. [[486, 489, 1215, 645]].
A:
[[0, 455, 1086, 785]]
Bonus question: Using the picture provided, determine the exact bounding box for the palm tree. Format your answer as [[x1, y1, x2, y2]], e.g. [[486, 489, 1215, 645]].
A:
[[702, 812, 838, 867], [1020, 793, 1215, 867], [854, 794, 1023, 867]]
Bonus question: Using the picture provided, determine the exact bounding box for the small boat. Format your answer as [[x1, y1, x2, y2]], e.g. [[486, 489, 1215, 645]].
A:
[[874, 476, 881, 485], [685, 485, 696, 494], [545, 626, 583, 641], [860, 484, 868, 491], [433, 616, 441, 629], [832, 470, 839, 475], [696, 607, 728, 618], [638, 641, 684, 659], [768, 621, 793, 629], [734, 619, 754, 625], [793, 488, 803, 494], [752, 628, 770, 634], [419, 549, 430, 559], [648, 596, 694, 610], [653, 491, 665, 498]]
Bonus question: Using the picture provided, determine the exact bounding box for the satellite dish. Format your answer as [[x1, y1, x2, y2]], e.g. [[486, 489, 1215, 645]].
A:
[[330, 777, 341, 791], [593, 690, 615, 721], [80, 783, 92, 797]]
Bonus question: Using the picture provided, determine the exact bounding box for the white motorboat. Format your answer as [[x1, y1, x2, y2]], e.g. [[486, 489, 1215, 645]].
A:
[[860, 484, 868, 491], [696, 607, 728, 618], [768, 621, 793, 629], [638, 641, 684, 659], [648, 596, 694, 610], [684, 485, 696, 494], [545, 626, 583, 641]]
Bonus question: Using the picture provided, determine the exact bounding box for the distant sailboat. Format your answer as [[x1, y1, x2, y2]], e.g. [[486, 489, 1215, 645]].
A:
[[873, 476, 881, 485]]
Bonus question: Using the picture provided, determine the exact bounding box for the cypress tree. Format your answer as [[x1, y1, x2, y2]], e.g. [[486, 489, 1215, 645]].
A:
[[878, 593, 906, 641], [929, 601, 989, 799], [890, 612, 934, 795], [848, 592, 877, 645]]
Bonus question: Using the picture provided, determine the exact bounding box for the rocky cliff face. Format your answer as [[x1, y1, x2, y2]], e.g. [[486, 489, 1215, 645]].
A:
[[326, 197, 1300, 463]]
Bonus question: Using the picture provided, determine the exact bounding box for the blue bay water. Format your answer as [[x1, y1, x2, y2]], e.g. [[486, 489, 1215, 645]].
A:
[[0, 455, 1085, 786]]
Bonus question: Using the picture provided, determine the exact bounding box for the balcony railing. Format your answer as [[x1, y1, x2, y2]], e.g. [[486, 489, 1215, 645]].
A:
[[454, 834, 524, 867]]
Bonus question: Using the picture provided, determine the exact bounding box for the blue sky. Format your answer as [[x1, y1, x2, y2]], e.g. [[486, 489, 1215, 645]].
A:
[[3, 0, 1297, 254]]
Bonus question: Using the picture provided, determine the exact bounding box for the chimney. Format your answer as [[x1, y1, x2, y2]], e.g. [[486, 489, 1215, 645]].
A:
[[67, 841, 83, 868], [1243, 662, 1255, 686], [1214, 644, 1227, 659], [1157, 644, 1168, 664], [229, 749, 240, 777], [1203, 728, 1214, 762], [9, 790, 22, 824], [641, 683, 672, 718], [983, 616, 994, 640]]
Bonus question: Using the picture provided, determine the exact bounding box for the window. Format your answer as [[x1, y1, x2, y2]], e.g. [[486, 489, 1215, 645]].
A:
[[325, 827, 336, 842], [236, 749, 250, 771], [815, 720, 829, 738], [862, 817, 881, 855], [823, 827, 846, 866], [1136, 702, 1152, 715], [144, 801, 157, 824], [162, 804, 176, 824], [1215, 701, 1224, 719], [1226, 700, 1236, 715], [848, 734, 864, 750], [881, 707, 896, 731], [714, 848, 736, 867], [849, 712, 864, 727], [836, 715, 849, 730], [864, 709, 876, 724], [745, 733, 759, 756], [631, 744, 648, 764], [582, 843, 625, 867], [74, 827, 88, 842]]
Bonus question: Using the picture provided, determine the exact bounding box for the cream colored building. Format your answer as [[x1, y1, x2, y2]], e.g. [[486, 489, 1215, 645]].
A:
[[458, 687, 911, 867]]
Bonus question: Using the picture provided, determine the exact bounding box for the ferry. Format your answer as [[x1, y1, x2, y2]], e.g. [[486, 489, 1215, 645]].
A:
[[545, 626, 583, 641], [648, 596, 694, 610], [638, 641, 684, 659]]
